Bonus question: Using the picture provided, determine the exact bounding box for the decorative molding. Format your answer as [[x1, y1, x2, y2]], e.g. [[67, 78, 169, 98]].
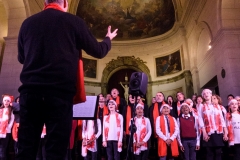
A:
[[100, 56, 151, 101], [84, 81, 101, 87], [0, 41, 6, 73], [182, 0, 207, 38], [210, 28, 240, 47], [198, 28, 240, 70], [111, 22, 180, 46], [190, 66, 198, 74], [150, 70, 185, 85], [85, 70, 192, 86], [3, 36, 18, 44], [103, 56, 150, 82], [68, 0, 80, 15], [34, 0, 43, 10], [172, 0, 183, 22]]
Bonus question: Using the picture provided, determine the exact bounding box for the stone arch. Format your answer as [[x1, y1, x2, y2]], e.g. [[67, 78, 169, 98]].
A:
[[197, 21, 213, 41], [101, 56, 152, 100], [189, 21, 213, 68], [188, 21, 212, 94], [2, 0, 26, 37], [195, 21, 212, 66], [172, 0, 183, 22]]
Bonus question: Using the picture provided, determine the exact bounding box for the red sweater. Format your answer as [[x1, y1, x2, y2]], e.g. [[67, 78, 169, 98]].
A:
[[179, 116, 197, 139]]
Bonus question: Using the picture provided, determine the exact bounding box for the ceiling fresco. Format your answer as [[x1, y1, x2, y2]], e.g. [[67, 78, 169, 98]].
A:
[[76, 0, 175, 41]]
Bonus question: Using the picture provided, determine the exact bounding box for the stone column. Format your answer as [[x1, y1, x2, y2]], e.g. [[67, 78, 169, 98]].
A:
[[184, 70, 194, 98], [191, 67, 201, 95], [0, 37, 22, 97]]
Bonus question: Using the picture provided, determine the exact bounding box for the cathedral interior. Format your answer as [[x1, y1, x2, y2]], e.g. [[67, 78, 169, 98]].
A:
[[0, 0, 240, 106]]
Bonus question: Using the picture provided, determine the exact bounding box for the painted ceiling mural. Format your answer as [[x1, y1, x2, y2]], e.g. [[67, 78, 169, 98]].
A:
[[76, 0, 175, 40]]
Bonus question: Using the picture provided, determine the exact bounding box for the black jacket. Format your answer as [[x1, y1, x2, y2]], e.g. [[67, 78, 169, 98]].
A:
[[18, 9, 111, 99], [172, 100, 185, 119]]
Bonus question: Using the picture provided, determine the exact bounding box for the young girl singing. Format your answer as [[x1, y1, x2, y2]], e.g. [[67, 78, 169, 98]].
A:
[[102, 100, 123, 160], [198, 89, 228, 160], [0, 94, 14, 159], [82, 119, 101, 160], [226, 99, 240, 160], [131, 103, 152, 160]]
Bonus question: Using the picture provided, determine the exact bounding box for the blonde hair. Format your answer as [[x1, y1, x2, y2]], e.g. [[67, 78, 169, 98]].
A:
[[228, 99, 238, 106], [201, 89, 212, 98]]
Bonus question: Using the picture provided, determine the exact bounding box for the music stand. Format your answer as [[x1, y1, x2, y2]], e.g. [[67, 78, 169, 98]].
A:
[[73, 96, 99, 120]]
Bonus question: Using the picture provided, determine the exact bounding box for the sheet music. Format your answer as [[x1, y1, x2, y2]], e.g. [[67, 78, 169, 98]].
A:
[[73, 96, 98, 119]]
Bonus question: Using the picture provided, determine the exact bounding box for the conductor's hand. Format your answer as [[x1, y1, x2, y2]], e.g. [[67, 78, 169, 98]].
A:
[[106, 26, 118, 40]]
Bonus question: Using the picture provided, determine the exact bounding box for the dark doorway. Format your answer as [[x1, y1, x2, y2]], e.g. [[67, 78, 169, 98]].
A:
[[107, 69, 137, 99], [201, 76, 219, 95]]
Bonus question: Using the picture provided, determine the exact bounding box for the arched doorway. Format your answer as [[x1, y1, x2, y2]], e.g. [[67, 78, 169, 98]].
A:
[[101, 56, 152, 104], [107, 68, 136, 101]]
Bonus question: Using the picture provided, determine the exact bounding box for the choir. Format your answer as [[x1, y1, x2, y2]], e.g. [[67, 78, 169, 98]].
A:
[[1, 89, 240, 160]]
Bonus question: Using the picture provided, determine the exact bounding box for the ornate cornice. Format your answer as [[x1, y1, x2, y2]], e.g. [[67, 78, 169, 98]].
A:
[[182, 0, 207, 38], [68, 0, 80, 15], [85, 70, 191, 87], [210, 28, 240, 48], [110, 22, 181, 46], [149, 70, 188, 85], [84, 81, 101, 87], [198, 28, 240, 70], [3, 36, 18, 44]]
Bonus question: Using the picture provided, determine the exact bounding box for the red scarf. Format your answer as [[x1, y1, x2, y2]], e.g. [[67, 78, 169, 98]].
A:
[[202, 103, 224, 134], [44, 3, 64, 11], [43, 4, 86, 104], [126, 105, 131, 135], [133, 117, 148, 154], [12, 122, 19, 141], [177, 101, 181, 116], [77, 120, 83, 140], [0, 107, 11, 138], [153, 101, 165, 137], [158, 115, 179, 157]]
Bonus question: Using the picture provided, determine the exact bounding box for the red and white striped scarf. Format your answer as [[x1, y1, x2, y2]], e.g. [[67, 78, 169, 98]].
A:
[[0, 107, 11, 138], [226, 113, 234, 145], [133, 117, 148, 155], [202, 103, 224, 134], [82, 120, 97, 157], [104, 113, 122, 152], [41, 124, 46, 138]]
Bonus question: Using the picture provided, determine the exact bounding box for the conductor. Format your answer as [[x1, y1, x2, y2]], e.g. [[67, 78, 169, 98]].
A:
[[17, 0, 118, 159]]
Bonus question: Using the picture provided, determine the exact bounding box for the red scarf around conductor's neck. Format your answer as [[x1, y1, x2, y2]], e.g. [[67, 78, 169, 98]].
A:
[[44, 3, 64, 11], [43, 3, 86, 104]]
